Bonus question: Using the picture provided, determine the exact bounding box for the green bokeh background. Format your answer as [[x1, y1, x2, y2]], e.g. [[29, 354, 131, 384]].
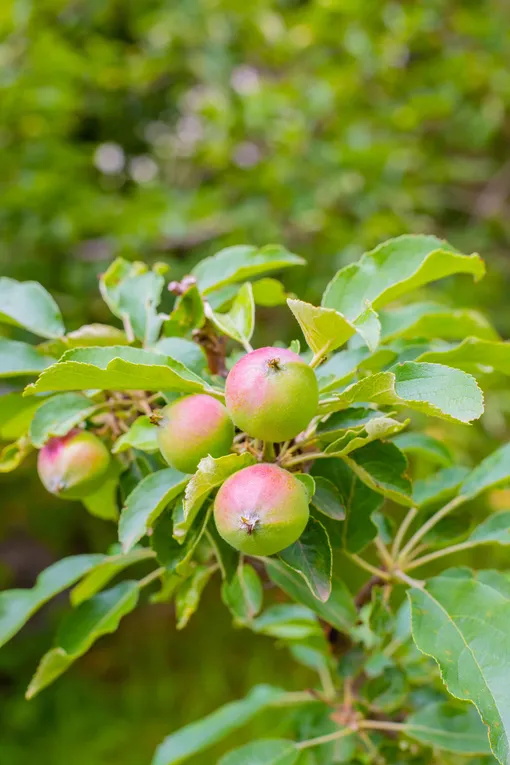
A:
[[1, 1, 510, 762]]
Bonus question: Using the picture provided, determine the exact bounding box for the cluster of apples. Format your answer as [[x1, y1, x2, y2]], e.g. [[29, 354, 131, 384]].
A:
[[37, 347, 319, 555]]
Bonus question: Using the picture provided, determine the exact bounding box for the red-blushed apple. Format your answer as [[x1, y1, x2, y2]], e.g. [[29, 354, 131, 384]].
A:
[[214, 463, 310, 555], [156, 394, 234, 474], [37, 429, 111, 500], [225, 347, 318, 442]]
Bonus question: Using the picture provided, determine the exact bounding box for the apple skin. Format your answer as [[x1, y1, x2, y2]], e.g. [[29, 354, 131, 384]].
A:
[[37, 429, 111, 500], [225, 347, 318, 442], [156, 394, 234, 474], [214, 463, 310, 555]]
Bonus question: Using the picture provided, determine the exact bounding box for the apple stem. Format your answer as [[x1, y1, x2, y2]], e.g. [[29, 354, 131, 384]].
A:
[[262, 441, 276, 462]]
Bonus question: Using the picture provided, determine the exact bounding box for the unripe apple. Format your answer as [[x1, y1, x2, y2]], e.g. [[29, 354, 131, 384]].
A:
[[156, 394, 234, 474], [214, 463, 309, 555], [225, 347, 318, 442], [37, 429, 111, 500]]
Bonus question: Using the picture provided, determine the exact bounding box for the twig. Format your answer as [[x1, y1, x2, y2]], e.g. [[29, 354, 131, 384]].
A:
[[391, 507, 418, 558], [281, 451, 329, 468], [405, 541, 476, 571], [309, 349, 328, 369], [360, 719, 406, 733], [296, 727, 354, 750], [192, 321, 229, 378], [354, 575, 385, 609], [138, 567, 165, 589], [374, 537, 394, 570], [393, 570, 424, 589], [262, 441, 276, 462], [345, 552, 391, 581], [397, 496, 465, 563]]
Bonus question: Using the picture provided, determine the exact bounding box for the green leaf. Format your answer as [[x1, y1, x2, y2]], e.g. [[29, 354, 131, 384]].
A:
[[153, 337, 207, 375], [465, 512, 510, 548], [293, 473, 315, 501], [219, 739, 299, 765], [252, 278, 288, 307], [40, 324, 130, 357], [286, 298, 355, 356], [312, 458, 383, 553], [175, 453, 256, 542], [315, 348, 369, 393], [175, 564, 216, 629], [409, 571, 510, 764], [70, 548, 154, 606], [316, 406, 382, 443], [152, 501, 211, 574], [252, 604, 321, 640], [222, 563, 264, 623], [343, 441, 413, 506], [265, 559, 356, 632], [310, 476, 345, 520], [460, 443, 510, 500], [26, 581, 139, 698], [0, 339, 54, 377], [353, 302, 381, 352], [320, 362, 484, 424], [119, 468, 189, 552], [192, 244, 304, 294], [324, 416, 408, 457], [279, 517, 332, 603], [418, 339, 510, 376], [206, 523, 238, 582], [112, 416, 159, 454], [413, 467, 470, 508], [476, 570, 510, 599], [82, 461, 121, 521], [29, 393, 100, 447], [0, 554, 105, 649], [392, 432, 454, 468], [322, 235, 485, 320], [151, 684, 286, 765], [99, 258, 166, 343], [0, 435, 32, 472], [24, 346, 217, 396], [380, 302, 498, 343], [0, 393, 45, 441], [0, 277, 65, 338], [164, 282, 205, 338], [405, 701, 491, 755], [208, 282, 255, 349]]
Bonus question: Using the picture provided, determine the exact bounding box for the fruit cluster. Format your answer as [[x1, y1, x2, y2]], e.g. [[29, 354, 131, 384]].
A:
[[37, 346, 319, 555]]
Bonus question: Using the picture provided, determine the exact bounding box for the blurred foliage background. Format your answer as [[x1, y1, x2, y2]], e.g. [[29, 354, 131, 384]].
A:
[[1, 0, 510, 762]]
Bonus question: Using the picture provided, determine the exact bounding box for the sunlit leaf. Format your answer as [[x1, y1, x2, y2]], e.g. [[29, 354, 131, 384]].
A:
[[29, 392, 100, 447], [192, 244, 304, 294], [25, 346, 218, 396], [409, 570, 510, 764], [26, 581, 139, 698], [323, 235, 485, 320], [119, 468, 189, 552], [0, 277, 65, 338]]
